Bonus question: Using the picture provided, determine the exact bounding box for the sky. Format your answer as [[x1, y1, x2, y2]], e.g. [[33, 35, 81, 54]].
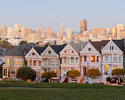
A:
[[0, 0, 125, 32]]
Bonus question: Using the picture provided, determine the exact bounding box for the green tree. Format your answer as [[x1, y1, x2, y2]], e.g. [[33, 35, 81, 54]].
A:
[[66, 70, 80, 78], [44, 42, 51, 46], [19, 40, 28, 45], [112, 68, 125, 84], [41, 71, 57, 82], [87, 68, 101, 78], [0, 63, 4, 78], [16, 65, 36, 81], [0, 40, 13, 49]]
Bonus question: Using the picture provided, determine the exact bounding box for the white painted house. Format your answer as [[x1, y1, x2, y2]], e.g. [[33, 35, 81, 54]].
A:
[[102, 40, 124, 78]]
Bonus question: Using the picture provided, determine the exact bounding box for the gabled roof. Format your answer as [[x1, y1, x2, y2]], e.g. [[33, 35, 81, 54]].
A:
[[5, 45, 32, 56], [113, 39, 124, 51], [33, 44, 67, 55], [90, 40, 109, 53], [70, 42, 88, 53], [50, 44, 67, 54], [33, 46, 48, 55]]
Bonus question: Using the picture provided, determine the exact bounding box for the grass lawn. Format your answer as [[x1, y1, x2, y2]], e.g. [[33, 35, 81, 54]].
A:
[[0, 88, 125, 100]]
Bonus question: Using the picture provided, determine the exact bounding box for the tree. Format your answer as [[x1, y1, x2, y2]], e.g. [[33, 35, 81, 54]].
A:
[[41, 71, 57, 82], [16, 65, 36, 81], [0, 63, 4, 78], [111, 68, 125, 84], [87, 68, 101, 78], [44, 42, 51, 46], [0, 40, 13, 49], [19, 40, 28, 45], [66, 70, 80, 78]]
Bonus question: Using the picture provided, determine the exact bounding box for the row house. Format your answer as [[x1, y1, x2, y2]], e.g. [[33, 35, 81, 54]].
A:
[[2, 45, 31, 79], [60, 42, 87, 82], [2, 39, 125, 83], [102, 40, 124, 80], [25, 44, 66, 80]]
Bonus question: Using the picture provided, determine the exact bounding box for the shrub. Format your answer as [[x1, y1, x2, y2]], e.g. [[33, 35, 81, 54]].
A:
[[87, 68, 101, 78], [111, 68, 125, 84], [16, 66, 36, 81], [41, 71, 57, 80], [66, 70, 80, 78]]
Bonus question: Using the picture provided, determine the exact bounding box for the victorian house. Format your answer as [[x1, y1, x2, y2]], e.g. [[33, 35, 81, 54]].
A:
[[25, 44, 66, 80], [80, 40, 109, 83], [101, 39, 125, 80], [2, 45, 31, 79], [60, 42, 87, 82]]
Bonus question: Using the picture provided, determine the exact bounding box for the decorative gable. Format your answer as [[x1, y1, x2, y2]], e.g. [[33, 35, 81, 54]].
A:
[[41, 46, 58, 57], [60, 44, 78, 55], [25, 48, 41, 59], [102, 40, 122, 54], [80, 42, 99, 54]]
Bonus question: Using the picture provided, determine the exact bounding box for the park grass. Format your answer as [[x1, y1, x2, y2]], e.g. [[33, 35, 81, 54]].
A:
[[0, 88, 125, 100]]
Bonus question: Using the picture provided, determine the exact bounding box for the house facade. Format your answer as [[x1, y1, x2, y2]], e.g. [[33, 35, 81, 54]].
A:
[[102, 40, 124, 79], [25, 44, 66, 80], [2, 46, 26, 78]]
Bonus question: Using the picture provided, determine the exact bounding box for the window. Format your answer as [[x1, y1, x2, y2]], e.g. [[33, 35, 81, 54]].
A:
[[39, 61, 41, 66], [91, 56, 95, 62], [51, 58, 55, 65], [105, 56, 108, 61], [108, 55, 112, 62], [71, 57, 75, 63], [29, 60, 32, 66], [4, 69, 7, 76], [84, 56, 87, 62], [97, 56, 99, 62], [48, 51, 51, 54], [33, 60, 36, 66], [64, 57, 66, 63], [119, 56, 122, 62], [88, 48, 91, 51], [110, 46, 114, 50], [32, 53, 35, 56], [67, 49, 70, 53], [76, 57, 78, 63], [113, 54, 117, 62]]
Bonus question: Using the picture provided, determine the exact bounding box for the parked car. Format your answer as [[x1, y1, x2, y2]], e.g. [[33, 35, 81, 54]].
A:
[[40, 78, 49, 83]]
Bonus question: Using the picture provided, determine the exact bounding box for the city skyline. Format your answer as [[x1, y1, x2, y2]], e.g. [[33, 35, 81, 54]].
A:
[[0, 0, 125, 32]]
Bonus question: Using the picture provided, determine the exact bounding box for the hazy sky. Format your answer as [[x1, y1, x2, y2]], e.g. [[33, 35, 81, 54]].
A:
[[0, 0, 125, 32]]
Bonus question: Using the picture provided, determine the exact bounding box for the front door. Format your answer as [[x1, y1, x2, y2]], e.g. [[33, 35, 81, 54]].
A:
[[83, 67, 86, 75]]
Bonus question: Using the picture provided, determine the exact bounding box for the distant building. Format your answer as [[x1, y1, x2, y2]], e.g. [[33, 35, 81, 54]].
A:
[[14, 24, 20, 33], [66, 28, 72, 40], [80, 19, 87, 33], [48, 26, 53, 35], [117, 24, 124, 39]]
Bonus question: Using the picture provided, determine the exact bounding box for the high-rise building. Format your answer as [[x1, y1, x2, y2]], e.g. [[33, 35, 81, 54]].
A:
[[14, 24, 20, 33], [117, 24, 124, 39], [80, 19, 87, 33], [66, 28, 72, 39], [60, 21, 64, 36], [7, 27, 14, 39], [1, 24, 7, 33], [40, 26, 45, 33], [21, 25, 26, 33], [48, 26, 53, 35]]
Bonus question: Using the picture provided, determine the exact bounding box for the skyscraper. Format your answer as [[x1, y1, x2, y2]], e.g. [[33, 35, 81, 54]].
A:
[[60, 21, 64, 36], [14, 24, 20, 33], [66, 28, 72, 39], [48, 26, 53, 35], [117, 24, 124, 39], [80, 19, 87, 33], [1, 24, 7, 33]]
